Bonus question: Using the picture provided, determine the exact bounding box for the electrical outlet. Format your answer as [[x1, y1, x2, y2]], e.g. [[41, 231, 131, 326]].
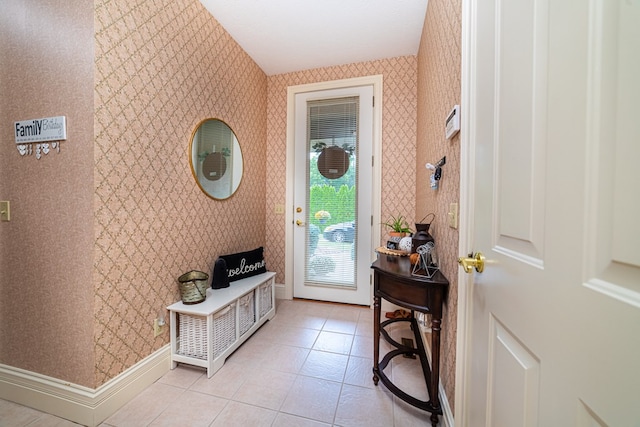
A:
[[153, 318, 165, 337]]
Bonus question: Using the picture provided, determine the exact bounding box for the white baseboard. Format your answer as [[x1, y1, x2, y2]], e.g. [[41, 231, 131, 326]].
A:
[[275, 282, 286, 300], [419, 322, 455, 427], [0, 344, 171, 427], [438, 378, 455, 427]]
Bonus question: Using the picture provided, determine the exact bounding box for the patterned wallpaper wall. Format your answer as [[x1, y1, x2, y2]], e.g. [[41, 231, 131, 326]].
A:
[[265, 57, 418, 283], [0, 0, 96, 387], [416, 0, 463, 411], [93, 0, 267, 386], [2, 0, 461, 399]]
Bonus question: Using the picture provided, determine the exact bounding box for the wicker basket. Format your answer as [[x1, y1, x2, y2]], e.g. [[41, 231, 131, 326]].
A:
[[212, 304, 237, 357], [258, 281, 273, 318], [178, 270, 209, 304], [177, 313, 208, 360], [238, 291, 256, 336]]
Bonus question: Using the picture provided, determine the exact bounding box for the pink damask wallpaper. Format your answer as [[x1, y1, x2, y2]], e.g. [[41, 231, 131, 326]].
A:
[[416, 0, 463, 411], [93, 0, 267, 386], [265, 57, 419, 284]]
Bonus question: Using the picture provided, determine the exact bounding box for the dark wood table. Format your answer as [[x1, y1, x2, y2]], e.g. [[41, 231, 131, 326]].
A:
[[371, 254, 449, 426]]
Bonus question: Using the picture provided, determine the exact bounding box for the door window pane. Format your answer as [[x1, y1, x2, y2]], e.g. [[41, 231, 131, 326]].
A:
[[305, 97, 359, 287]]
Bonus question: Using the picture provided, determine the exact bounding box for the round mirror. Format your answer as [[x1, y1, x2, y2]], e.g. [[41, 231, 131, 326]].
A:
[[190, 119, 243, 199]]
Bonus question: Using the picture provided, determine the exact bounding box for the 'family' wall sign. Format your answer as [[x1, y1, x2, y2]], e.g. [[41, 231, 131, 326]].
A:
[[14, 116, 67, 160]]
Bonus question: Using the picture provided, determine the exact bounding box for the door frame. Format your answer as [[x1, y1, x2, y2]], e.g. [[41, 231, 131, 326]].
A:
[[455, 0, 476, 424], [284, 75, 383, 302]]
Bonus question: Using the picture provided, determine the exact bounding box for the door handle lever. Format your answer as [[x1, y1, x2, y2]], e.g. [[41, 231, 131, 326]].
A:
[[458, 252, 485, 273]]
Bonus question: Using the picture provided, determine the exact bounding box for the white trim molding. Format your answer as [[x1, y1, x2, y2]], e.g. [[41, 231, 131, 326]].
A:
[[419, 323, 455, 427], [0, 345, 171, 427], [455, 0, 475, 425], [284, 75, 383, 302], [439, 381, 455, 427], [274, 282, 287, 301]]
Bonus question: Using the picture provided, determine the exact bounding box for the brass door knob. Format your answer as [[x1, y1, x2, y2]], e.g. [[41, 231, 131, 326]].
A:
[[458, 252, 485, 273], [296, 219, 305, 226]]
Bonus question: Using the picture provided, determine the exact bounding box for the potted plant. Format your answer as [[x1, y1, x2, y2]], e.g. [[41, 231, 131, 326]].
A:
[[314, 210, 331, 224], [383, 215, 413, 237]]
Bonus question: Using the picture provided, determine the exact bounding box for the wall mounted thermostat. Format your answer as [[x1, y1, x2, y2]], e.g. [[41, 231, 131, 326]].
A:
[[445, 105, 460, 139]]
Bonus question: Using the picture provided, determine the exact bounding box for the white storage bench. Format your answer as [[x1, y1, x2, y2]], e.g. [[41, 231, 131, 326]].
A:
[[167, 271, 275, 377]]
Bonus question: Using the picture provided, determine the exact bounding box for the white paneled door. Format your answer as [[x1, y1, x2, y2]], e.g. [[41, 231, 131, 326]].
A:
[[459, 0, 640, 425]]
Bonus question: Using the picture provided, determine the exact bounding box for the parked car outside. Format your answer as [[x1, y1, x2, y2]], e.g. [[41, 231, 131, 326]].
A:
[[322, 221, 355, 243]]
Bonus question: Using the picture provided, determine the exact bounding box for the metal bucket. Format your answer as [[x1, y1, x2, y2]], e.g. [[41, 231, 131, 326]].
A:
[[178, 270, 209, 304]]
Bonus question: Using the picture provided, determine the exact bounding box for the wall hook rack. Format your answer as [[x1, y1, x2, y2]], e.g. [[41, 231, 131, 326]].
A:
[[425, 156, 446, 190], [17, 142, 61, 160]]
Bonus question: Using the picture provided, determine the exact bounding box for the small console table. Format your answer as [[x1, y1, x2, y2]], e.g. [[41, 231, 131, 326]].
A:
[[371, 255, 449, 427], [167, 272, 275, 378]]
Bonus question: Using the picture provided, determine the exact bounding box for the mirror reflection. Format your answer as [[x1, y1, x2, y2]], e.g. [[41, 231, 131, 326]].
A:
[[190, 119, 243, 199]]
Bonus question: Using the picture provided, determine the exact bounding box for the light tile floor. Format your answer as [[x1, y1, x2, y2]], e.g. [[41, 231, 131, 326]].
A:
[[0, 299, 439, 426]]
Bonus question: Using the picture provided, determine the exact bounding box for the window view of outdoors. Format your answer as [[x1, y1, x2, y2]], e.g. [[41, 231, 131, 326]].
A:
[[305, 97, 358, 287]]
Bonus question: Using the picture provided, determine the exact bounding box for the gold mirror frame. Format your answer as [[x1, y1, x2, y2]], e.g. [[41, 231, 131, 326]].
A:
[[189, 118, 243, 200]]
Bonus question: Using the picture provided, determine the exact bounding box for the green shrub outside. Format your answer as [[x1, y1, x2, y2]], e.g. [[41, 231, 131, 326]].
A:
[[308, 184, 355, 232]]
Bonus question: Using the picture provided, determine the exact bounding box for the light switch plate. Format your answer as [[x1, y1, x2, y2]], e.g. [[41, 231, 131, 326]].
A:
[[448, 203, 458, 229], [0, 201, 9, 222]]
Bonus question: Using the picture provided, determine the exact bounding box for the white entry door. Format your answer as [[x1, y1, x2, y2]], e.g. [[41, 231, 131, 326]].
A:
[[459, 0, 640, 425], [291, 84, 374, 306]]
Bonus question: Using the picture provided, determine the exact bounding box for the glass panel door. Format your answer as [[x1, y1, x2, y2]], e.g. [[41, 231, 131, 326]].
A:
[[293, 85, 373, 305]]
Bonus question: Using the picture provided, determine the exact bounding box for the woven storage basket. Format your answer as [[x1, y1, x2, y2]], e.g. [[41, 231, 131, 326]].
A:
[[177, 314, 208, 360], [238, 291, 256, 336], [258, 281, 273, 318], [212, 304, 237, 358], [178, 270, 209, 304]]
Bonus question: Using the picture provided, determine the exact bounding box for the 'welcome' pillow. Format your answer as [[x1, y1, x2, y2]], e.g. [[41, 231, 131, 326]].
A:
[[219, 247, 267, 282]]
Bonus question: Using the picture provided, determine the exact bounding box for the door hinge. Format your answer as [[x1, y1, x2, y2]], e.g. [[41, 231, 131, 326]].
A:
[[372, 96, 375, 107], [372, 155, 374, 167]]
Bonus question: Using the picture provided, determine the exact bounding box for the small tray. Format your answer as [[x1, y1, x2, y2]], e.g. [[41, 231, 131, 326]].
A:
[[375, 246, 410, 256]]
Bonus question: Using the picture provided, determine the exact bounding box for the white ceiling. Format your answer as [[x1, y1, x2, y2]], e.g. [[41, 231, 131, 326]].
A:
[[199, 0, 428, 76]]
